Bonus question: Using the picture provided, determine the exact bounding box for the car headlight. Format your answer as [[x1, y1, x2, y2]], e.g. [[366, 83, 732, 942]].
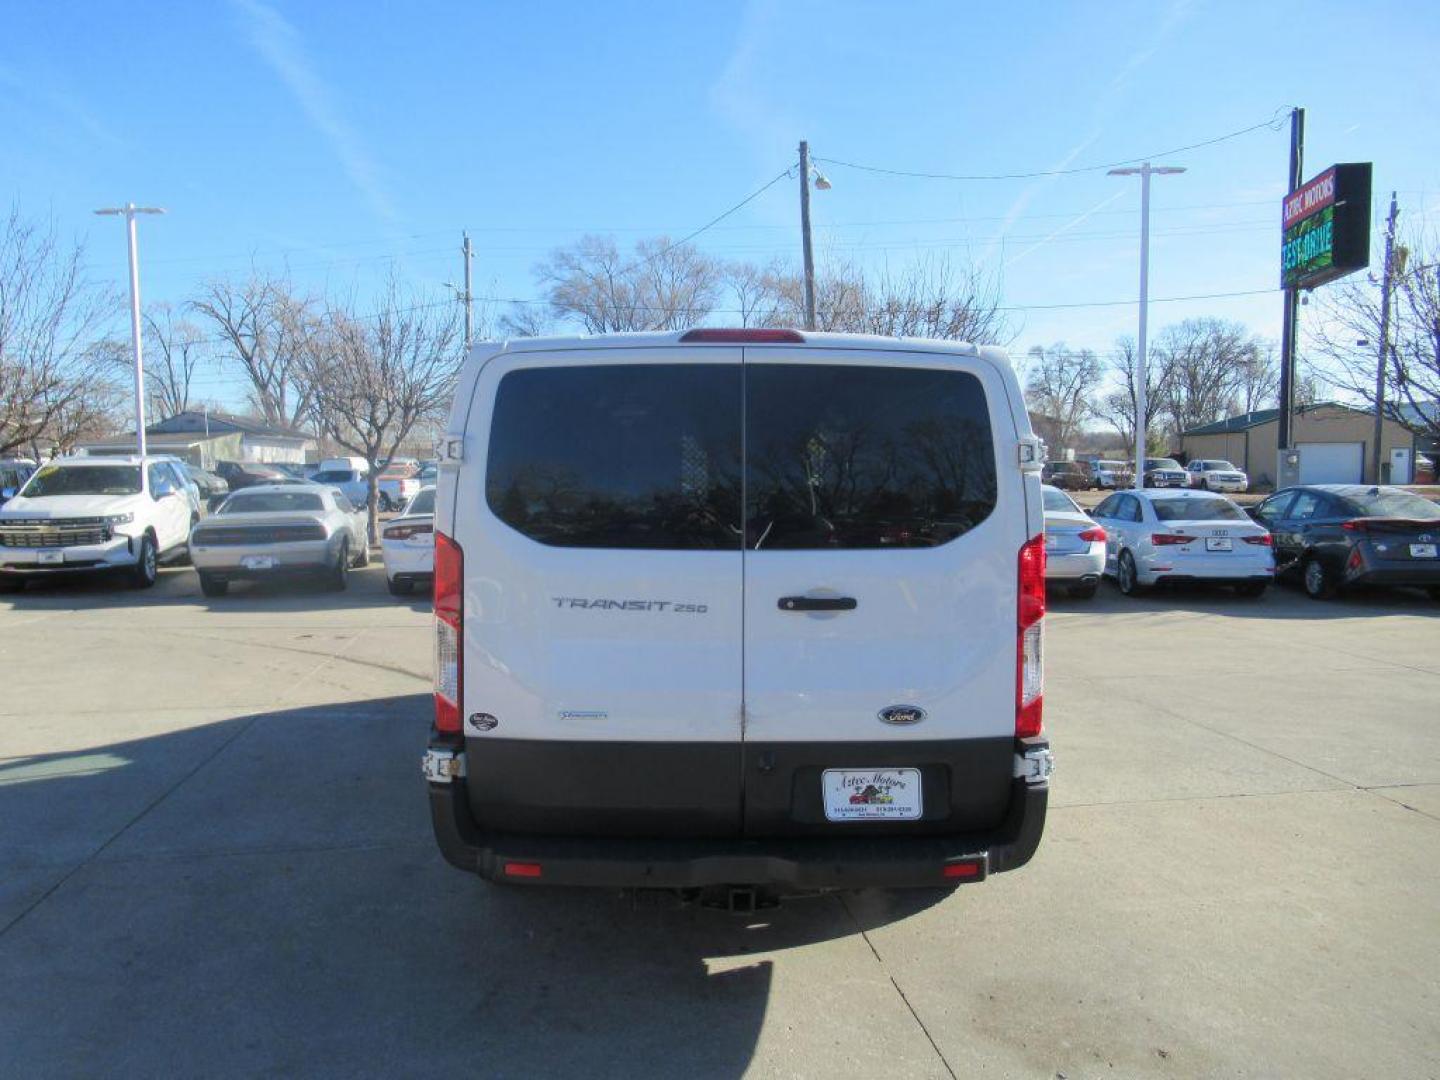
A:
[[104, 512, 134, 525]]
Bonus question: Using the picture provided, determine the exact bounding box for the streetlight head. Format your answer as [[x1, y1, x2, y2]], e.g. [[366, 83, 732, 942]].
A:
[[813, 172, 832, 191], [1107, 167, 1142, 177], [135, 207, 167, 215], [94, 208, 123, 216], [1152, 166, 1186, 175]]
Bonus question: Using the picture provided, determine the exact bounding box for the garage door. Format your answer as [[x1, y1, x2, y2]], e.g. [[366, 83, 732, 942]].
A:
[[1298, 441, 1363, 484]]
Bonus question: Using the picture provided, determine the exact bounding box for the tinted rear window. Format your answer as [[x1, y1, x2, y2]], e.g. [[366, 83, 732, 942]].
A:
[[1042, 487, 1079, 512], [487, 364, 742, 549], [745, 364, 995, 549], [1340, 490, 1440, 520], [1151, 496, 1246, 522], [222, 491, 324, 513]]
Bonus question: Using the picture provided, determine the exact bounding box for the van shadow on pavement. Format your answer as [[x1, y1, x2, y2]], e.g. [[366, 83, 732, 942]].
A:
[[0, 693, 943, 1077]]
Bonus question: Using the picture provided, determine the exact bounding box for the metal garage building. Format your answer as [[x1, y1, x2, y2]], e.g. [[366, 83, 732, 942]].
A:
[[1179, 402, 1414, 487]]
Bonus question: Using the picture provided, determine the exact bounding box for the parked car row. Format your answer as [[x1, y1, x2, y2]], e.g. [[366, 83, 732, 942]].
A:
[[0, 453, 438, 599], [1040, 457, 1250, 492], [1044, 482, 1440, 602]]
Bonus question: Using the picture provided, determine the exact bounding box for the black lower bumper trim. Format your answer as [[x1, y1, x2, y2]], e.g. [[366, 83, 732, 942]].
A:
[[428, 739, 1048, 890]]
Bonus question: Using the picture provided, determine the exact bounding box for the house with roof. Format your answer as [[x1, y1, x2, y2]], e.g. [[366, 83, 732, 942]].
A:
[[77, 411, 316, 469], [1179, 402, 1415, 487]]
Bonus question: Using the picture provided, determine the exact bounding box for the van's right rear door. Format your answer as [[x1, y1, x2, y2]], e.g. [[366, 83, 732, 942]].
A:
[[739, 348, 1024, 838]]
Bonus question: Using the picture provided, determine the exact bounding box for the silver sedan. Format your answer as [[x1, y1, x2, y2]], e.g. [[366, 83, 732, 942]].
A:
[[1042, 485, 1106, 598], [189, 484, 369, 597]]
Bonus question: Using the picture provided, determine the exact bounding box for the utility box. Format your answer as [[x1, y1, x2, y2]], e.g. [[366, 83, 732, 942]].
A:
[[1276, 447, 1302, 490]]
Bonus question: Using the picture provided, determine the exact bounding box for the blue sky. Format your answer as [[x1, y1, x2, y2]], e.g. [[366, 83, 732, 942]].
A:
[[4, 0, 1438, 408]]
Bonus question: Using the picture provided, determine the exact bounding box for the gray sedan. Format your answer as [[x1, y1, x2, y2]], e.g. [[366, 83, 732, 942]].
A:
[[1042, 485, 1106, 598], [190, 484, 369, 597]]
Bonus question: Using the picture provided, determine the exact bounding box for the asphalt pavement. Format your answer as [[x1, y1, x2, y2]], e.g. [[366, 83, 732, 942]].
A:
[[1, 563, 1437, 1078]]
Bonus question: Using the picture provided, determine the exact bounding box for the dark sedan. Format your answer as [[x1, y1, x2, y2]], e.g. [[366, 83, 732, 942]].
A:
[[1249, 484, 1440, 600], [215, 461, 290, 491]]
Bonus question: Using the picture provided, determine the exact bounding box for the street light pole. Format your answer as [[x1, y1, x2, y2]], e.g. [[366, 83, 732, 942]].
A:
[[94, 203, 165, 457], [445, 230, 475, 354], [799, 140, 817, 331], [1108, 163, 1184, 490]]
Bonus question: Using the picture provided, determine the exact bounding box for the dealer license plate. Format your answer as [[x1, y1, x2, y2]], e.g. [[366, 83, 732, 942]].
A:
[[822, 768, 923, 821], [38, 550, 64, 565], [1411, 543, 1437, 559], [241, 555, 277, 570], [1206, 537, 1233, 552]]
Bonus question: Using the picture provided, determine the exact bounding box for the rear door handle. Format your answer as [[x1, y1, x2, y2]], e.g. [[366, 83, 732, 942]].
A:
[[778, 596, 857, 612]]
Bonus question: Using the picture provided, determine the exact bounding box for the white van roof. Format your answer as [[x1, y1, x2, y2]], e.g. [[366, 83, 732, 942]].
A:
[[471, 329, 992, 362]]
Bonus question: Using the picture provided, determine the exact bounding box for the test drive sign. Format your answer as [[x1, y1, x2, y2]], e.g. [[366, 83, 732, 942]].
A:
[[1281, 162, 1372, 290]]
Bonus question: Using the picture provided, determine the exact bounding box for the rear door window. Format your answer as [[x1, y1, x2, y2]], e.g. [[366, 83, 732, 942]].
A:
[[486, 364, 742, 549], [745, 364, 995, 549]]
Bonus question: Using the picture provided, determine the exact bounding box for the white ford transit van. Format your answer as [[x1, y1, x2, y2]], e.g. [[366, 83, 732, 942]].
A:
[[424, 329, 1052, 906]]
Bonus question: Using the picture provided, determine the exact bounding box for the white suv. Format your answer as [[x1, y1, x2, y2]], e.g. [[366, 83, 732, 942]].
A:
[[423, 329, 1053, 907], [0, 456, 197, 591]]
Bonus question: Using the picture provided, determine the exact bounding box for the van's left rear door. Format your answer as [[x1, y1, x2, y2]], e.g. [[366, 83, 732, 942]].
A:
[[457, 347, 746, 837]]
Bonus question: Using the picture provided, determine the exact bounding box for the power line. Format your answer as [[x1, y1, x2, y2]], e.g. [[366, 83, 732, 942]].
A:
[[814, 109, 1291, 182]]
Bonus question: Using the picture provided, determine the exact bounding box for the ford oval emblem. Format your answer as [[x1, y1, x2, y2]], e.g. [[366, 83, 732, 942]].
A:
[[879, 705, 926, 726]]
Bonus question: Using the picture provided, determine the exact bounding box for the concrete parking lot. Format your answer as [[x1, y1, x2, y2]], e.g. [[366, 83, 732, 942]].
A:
[[1, 564, 1437, 1078]]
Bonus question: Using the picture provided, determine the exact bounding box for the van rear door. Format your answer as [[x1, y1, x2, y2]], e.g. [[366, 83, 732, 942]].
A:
[[457, 348, 745, 837], [740, 348, 1022, 836]]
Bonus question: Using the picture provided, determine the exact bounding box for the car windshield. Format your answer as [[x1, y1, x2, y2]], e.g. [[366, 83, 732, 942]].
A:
[[1042, 487, 1079, 512], [1151, 496, 1246, 522], [1342, 489, 1440, 520], [406, 488, 436, 514], [220, 491, 325, 513], [311, 470, 352, 483], [1098, 461, 1124, 470], [1147, 459, 1182, 470], [19, 464, 142, 497], [1206, 461, 1238, 471]]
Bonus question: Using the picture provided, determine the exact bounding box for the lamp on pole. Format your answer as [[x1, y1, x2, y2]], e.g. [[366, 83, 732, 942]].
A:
[[1107, 163, 1184, 489], [798, 141, 832, 332], [94, 203, 165, 457], [443, 230, 475, 353]]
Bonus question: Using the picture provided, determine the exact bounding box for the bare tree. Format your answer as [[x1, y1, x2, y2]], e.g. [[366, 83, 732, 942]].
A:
[[300, 282, 463, 541], [1234, 338, 1280, 415], [1024, 344, 1102, 451], [722, 259, 788, 328], [1152, 318, 1266, 436], [98, 304, 208, 420], [0, 207, 119, 455], [1311, 230, 1440, 440], [498, 303, 554, 339], [536, 235, 721, 333], [191, 275, 316, 430], [1092, 337, 1174, 452]]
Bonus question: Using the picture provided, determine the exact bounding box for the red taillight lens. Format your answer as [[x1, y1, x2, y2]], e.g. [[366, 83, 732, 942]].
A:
[[503, 861, 543, 879], [1017, 534, 1045, 738], [1242, 534, 1272, 546], [1077, 526, 1107, 543], [1341, 520, 1368, 532], [678, 328, 805, 343], [383, 522, 433, 540], [942, 860, 983, 880], [434, 531, 463, 734], [1151, 533, 1193, 546]]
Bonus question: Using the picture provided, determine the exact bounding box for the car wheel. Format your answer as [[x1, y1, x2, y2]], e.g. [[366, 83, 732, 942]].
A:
[[1068, 580, 1098, 599], [387, 576, 413, 597], [1201, 477, 1211, 491], [1302, 556, 1337, 600], [1117, 550, 1145, 596], [352, 540, 370, 568], [131, 534, 158, 589], [198, 572, 229, 598], [174, 515, 200, 566], [1235, 581, 1268, 598], [328, 541, 350, 591]]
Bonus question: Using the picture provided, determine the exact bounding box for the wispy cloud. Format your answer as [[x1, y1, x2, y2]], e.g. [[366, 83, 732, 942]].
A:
[[0, 62, 122, 149], [231, 0, 395, 224], [1004, 189, 1128, 270]]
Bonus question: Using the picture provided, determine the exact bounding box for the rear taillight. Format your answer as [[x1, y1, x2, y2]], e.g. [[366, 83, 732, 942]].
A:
[[1017, 534, 1045, 738], [1341, 520, 1367, 533], [1151, 533, 1193, 546], [678, 328, 804, 343], [383, 522, 433, 540], [1242, 534, 1272, 546], [434, 531, 463, 734], [1077, 526, 1106, 542]]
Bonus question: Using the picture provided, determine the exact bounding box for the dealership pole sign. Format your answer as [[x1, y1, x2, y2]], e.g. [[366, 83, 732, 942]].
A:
[[1281, 162, 1372, 290]]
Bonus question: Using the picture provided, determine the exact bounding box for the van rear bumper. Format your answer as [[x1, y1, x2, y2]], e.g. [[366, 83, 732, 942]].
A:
[[426, 739, 1048, 890]]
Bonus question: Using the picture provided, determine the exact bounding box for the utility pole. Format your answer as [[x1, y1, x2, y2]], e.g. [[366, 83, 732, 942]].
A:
[[462, 231, 474, 353], [94, 203, 165, 457], [799, 140, 817, 331], [1372, 192, 1400, 485], [1109, 162, 1186, 490], [1277, 107, 1305, 454], [446, 232, 475, 353]]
